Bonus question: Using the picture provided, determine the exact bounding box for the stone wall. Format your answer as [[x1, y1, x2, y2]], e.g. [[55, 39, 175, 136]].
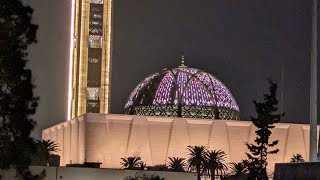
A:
[[42, 113, 318, 173]]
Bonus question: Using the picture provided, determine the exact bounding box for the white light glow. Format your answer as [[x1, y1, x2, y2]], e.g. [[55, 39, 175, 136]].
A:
[[67, 0, 75, 120]]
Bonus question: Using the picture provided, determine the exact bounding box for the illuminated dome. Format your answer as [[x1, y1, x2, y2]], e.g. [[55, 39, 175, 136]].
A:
[[124, 60, 240, 120]]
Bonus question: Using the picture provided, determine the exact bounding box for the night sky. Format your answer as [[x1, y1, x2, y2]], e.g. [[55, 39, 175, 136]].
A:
[[25, 0, 318, 139]]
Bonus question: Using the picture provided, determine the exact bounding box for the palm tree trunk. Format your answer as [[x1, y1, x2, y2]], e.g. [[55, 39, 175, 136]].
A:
[[196, 165, 201, 180], [210, 169, 215, 180]]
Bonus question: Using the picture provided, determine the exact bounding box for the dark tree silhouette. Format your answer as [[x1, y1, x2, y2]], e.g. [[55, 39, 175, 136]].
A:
[[167, 157, 186, 172], [290, 153, 304, 163], [245, 80, 284, 179], [229, 162, 248, 177], [120, 156, 144, 170], [123, 172, 165, 180], [32, 140, 59, 166], [146, 164, 169, 171], [38, 140, 59, 155], [0, 0, 41, 179], [204, 150, 228, 180], [187, 145, 208, 180]]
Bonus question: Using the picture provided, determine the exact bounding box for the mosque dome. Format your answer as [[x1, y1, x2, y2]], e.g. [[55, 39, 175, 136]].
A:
[[124, 58, 240, 120]]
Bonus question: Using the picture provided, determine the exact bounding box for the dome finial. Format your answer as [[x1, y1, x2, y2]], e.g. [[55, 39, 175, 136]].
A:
[[179, 52, 186, 67]]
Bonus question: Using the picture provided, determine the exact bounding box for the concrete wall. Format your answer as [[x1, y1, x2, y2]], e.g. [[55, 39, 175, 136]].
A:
[[42, 113, 318, 173], [2, 166, 196, 180], [274, 162, 320, 180]]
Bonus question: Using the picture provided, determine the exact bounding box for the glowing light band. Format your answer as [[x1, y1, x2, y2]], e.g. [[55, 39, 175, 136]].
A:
[[67, 0, 75, 120]]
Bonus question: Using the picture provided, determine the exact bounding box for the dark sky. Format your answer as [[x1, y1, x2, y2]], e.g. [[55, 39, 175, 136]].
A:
[[25, 0, 318, 139]]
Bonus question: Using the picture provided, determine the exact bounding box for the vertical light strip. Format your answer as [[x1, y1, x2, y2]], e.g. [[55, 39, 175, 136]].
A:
[[68, 0, 76, 120], [77, 1, 90, 117], [105, 0, 112, 113], [100, 0, 113, 114]]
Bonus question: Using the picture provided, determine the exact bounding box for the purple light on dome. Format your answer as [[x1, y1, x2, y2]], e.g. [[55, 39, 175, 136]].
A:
[[126, 67, 239, 113], [177, 67, 198, 75], [194, 72, 239, 111], [125, 73, 158, 108], [153, 72, 174, 105], [208, 75, 239, 111], [182, 77, 213, 106], [177, 71, 187, 94]]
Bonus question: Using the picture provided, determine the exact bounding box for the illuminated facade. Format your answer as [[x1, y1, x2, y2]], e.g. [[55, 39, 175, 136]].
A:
[[43, 113, 318, 173], [68, 0, 113, 119], [124, 59, 240, 120]]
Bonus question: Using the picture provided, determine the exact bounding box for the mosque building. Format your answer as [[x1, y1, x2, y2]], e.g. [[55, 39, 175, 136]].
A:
[[43, 0, 316, 173], [43, 60, 314, 172]]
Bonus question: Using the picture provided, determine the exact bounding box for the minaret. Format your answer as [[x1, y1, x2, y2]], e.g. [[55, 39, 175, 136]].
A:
[[68, 0, 113, 120], [310, 0, 317, 162]]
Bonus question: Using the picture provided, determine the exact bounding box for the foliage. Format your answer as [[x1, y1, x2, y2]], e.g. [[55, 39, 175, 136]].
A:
[[229, 162, 248, 176], [219, 174, 231, 180], [31, 140, 60, 166], [167, 157, 186, 172], [120, 156, 145, 170], [146, 164, 168, 171], [12, 169, 46, 180], [186, 145, 208, 180], [123, 172, 165, 180], [229, 161, 249, 177], [245, 80, 283, 179], [37, 140, 59, 155], [290, 153, 304, 163], [204, 150, 228, 180], [0, 0, 42, 179]]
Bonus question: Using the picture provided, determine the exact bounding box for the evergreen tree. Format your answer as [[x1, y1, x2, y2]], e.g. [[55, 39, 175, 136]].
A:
[[0, 0, 41, 179], [245, 80, 284, 179]]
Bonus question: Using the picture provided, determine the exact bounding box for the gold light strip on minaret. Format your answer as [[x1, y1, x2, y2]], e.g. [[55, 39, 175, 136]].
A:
[[77, 0, 90, 116], [100, 0, 113, 113], [71, 0, 80, 119], [67, 0, 75, 120]]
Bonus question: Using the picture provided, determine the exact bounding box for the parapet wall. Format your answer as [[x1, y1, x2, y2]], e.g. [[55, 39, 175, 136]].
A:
[[2, 166, 196, 180], [42, 113, 317, 172]]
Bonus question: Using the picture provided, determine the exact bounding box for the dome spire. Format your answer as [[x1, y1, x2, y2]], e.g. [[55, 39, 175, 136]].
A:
[[179, 52, 187, 68]]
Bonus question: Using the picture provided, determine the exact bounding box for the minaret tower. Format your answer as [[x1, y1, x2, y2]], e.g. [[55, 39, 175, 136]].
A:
[[68, 0, 113, 119]]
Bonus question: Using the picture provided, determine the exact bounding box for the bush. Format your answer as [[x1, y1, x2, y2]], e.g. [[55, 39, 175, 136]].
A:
[[123, 172, 165, 180]]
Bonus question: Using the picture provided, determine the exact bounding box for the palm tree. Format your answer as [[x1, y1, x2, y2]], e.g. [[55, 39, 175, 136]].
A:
[[34, 140, 59, 165], [229, 162, 248, 176], [290, 153, 304, 162], [187, 145, 208, 180], [204, 150, 228, 180], [120, 156, 144, 170], [167, 157, 186, 172], [38, 140, 59, 155]]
